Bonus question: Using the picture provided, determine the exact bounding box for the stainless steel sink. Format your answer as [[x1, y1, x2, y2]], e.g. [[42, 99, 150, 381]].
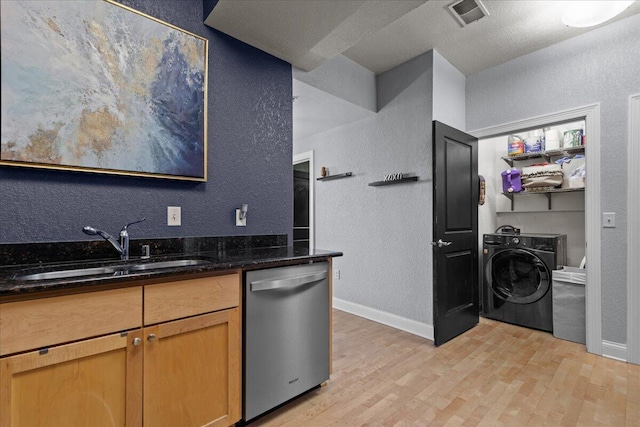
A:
[[13, 259, 212, 281], [14, 267, 119, 281], [129, 259, 211, 271]]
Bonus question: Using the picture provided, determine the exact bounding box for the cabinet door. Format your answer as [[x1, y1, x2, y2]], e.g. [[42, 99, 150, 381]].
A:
[[0, 330, 143, 427], [143, 308, 241, 427]]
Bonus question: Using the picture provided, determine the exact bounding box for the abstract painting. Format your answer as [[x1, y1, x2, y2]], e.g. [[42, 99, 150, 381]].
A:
[[1, 0, 208, 181]]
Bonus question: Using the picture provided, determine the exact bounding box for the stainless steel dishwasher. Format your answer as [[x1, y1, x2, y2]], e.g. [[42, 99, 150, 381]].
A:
[[244, 262, 330, 422]]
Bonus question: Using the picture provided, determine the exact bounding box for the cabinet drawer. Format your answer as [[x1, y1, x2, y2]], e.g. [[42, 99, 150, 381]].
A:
[[0, 287, 142, 356], [144, 274, 239, 325]]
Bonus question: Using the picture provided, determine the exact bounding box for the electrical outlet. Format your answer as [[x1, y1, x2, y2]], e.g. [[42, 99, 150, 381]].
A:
[[167, 206, 181, 226], [603, 212, 616, 228], [334, 269, 340, 280]]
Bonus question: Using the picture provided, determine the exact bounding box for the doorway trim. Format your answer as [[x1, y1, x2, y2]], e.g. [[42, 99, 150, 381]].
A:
[[293, 150, 315, 250], [469, 103, 602, 356], [628, 94, 640, 365]]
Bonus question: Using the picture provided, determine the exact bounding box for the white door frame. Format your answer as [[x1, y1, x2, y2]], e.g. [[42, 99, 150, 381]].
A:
[[470, 103, 602, 355], [628, 94, 640, 365], [293, 150, 315, 250]]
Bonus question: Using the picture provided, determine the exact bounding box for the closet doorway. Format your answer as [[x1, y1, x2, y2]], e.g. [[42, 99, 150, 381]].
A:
[[478, 119, 586, 266], [293, 151, 314, 250], [471, 104, 602, 356]]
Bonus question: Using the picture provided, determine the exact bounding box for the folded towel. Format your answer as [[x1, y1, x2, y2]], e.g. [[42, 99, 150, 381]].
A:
[[522, 163, 562, 176], [522, 163, 563, 188]]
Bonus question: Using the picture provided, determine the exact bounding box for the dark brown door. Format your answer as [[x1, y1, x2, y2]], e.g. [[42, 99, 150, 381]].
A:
[[432, 121, 479, 346]]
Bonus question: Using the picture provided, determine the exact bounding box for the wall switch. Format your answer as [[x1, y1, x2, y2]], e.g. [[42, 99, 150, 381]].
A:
[[167, 206, 181, 226], [603, 212, 616, 228], [334, 269, 340, 280]]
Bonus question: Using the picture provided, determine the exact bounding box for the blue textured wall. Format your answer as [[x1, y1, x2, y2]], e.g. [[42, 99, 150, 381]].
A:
[[0, 0, 293, 243]]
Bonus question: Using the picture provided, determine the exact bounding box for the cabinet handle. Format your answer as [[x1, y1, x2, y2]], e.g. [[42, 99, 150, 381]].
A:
[[250, 270, 328, 292], [147, 334, 157, 343], [132, 337, 142, 346]]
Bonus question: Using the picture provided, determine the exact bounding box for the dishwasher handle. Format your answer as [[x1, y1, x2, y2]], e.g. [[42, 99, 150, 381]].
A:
[[250, 270, 328, 292]]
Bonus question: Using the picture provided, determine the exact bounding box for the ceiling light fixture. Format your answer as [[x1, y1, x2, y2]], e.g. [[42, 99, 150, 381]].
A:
[[562, 0, 635, 28]]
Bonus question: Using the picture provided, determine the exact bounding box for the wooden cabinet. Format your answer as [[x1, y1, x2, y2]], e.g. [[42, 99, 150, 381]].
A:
[[143, 274, 241, 427], [0, 272, 241, 427], [0, 287, 142, 357], [143, 309, 240, 427], [1, 330, 143, 427], [0, 287, 143, 427]]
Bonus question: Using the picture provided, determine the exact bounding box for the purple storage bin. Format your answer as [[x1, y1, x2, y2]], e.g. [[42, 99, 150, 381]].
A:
[[501, 169, 522, 193]]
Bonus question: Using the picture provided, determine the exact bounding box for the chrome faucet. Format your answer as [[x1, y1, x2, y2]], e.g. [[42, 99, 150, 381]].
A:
[[83, 218, 146, 260]]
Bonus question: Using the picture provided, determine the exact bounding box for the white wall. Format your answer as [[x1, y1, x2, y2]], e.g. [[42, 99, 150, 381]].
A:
[[467, 14, 640, 344], [293, 55, 376, 112], [295, 52, 434, 324], [478, 136, 500, 245], [433, 50, 466, 130]]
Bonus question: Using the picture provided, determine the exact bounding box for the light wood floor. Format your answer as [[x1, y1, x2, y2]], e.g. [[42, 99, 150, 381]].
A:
[[255, 309, 640, 426]]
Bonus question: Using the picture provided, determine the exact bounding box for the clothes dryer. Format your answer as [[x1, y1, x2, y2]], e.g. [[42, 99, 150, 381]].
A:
[[482, 233, 566, 332]]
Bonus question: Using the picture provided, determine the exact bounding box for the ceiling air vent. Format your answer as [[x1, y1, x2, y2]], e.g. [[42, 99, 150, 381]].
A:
[[448, 0, 489, 27]]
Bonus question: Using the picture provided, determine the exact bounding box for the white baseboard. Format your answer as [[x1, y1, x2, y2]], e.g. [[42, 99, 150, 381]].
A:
[[333, 297, 434, 340], [602, 340, 627, 362], [332, 299, 629, 360]]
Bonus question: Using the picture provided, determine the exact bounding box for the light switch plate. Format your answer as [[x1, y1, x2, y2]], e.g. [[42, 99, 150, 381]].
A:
[[168, 206, 181, 226], [236, 209, 246, 227], [603, 212, 616, 228]]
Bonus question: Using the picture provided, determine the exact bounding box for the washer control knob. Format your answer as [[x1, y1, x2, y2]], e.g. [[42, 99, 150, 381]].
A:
[[512, 237, 520, 245]]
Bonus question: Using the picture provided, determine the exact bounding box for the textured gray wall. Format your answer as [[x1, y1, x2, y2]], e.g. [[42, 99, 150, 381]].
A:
[[467, 14, 640, 344], [295, 52, 433, 324], [0, 0, 293, 244], [432, 50, 466, 131], [293, 55, 376, 112]]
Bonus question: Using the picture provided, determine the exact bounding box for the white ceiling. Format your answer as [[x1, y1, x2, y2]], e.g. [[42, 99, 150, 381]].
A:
[[205, 1, 426, 72], [206, 0, 640, 76], [206, 0, 640, 141]]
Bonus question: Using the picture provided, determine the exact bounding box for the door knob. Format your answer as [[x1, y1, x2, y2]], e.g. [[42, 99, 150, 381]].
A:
[[132, 337, 142, 346], [147, 334, 157, 343], [431, 239, 453, 248]]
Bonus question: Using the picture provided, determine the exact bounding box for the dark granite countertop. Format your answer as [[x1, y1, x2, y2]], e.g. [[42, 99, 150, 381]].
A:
[[0, 235, 342, 297]]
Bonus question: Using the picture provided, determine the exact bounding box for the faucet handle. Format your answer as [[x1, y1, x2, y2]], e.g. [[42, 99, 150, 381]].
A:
[[121, 218, 146, 232]]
